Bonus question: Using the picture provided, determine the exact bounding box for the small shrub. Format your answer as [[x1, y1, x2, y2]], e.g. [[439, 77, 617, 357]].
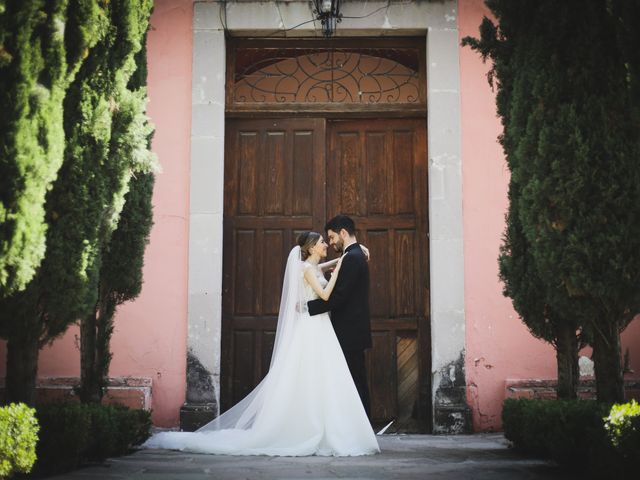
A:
[[84, 404, 120, 461], [36, 403, 92, 473], [502, 398, 614, 470], [35, 403, 152, 475], [0, 403, 40, 477], [604, 400, 640, 471], [84, 404, 152, 459], [114, 406, 153, 454]]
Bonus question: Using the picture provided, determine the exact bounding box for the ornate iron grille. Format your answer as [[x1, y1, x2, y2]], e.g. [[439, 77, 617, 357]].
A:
[[232, 48, 422, 105]]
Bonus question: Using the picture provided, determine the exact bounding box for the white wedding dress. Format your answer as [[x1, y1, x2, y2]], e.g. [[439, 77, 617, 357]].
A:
[[143, 246, 379, 456]]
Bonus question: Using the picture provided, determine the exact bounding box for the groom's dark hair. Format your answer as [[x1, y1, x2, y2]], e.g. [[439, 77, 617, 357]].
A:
[[325, 215, 356, 236]]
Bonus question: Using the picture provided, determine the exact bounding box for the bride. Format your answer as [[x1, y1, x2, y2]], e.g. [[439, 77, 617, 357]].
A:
[[143, 232, 380, 456]]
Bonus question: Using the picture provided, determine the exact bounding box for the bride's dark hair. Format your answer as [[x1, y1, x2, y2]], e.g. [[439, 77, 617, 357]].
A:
[[296, 231, 321, 260]]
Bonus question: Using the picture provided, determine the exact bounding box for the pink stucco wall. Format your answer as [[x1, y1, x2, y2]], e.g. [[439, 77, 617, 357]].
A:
[[0, 0, 193, 427], [459, 0, 640, 432], [113, 0, 193, 427]]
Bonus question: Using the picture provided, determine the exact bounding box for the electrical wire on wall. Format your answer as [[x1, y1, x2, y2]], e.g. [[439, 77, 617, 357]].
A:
[[218, 0, 229, 36], [217, 0, 413, 38]]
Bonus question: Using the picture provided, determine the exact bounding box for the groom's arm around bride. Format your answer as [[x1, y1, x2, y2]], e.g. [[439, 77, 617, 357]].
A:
[[306, 215, 373, 417], [307, 243, 372, 350]]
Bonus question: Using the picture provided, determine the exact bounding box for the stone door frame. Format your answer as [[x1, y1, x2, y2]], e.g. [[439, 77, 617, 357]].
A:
[[183, 0, 469, 433]]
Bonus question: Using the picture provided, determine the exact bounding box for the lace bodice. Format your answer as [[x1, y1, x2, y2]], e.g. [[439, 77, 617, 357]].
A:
[[302, 262, 327, 301]]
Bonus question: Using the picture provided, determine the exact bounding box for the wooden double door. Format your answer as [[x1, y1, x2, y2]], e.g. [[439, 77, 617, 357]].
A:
[[222, 117, 430, 432]]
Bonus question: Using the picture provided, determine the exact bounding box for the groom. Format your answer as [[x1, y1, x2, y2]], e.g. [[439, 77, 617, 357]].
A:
[[307, 215, 372, 418]]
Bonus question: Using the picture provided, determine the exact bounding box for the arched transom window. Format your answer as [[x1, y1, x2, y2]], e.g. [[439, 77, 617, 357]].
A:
[[227, 39, 426, 114]]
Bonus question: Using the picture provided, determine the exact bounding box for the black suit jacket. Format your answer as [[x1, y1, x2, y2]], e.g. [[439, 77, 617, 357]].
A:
[[307, 243, 372, 352]]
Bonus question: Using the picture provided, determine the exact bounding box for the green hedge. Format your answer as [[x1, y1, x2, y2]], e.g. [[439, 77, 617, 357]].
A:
[[35, 403, 151, 475], [36, 403, 91, 473], [0, 403, 39, 477], [503, 398, 639, 475]]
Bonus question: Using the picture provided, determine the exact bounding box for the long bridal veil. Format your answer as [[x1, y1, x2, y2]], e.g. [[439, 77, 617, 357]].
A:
[[197, 246, 304, 432], [144, 244, 380, 456]]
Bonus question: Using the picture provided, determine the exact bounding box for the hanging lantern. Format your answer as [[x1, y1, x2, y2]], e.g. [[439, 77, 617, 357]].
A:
[[312, 0, 342, 37]]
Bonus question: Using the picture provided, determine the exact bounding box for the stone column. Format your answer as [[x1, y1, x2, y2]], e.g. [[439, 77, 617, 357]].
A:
[[180, 1, 226, 431], [426, 18, 472, 433]]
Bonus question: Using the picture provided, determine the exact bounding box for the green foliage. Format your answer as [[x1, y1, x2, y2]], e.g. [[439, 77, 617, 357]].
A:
[[0, 403, 39, 477], [504, 398, 640, 475], [0, 0, 108, 297], [78, 1, 156, 404], [464, 0, 640, 402], [0, 0, 109, 405], [35, 402, 91, 473], [503, 398, 611, 465], [81, 172, 155, 403], [101, 9, 155, 313], [604, 399, 640, 469], [82, 404, 151, 459], [102, 173, 155, 308], [0, 0, 156, 406], [43, 0, 154, 336], [610, 0, 640, 119], [111, 405, 152, 455], [35, 403, 151, 475], [42, 0, 155, 335]]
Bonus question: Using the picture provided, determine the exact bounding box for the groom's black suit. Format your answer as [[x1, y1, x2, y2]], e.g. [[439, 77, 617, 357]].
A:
[[307, 243, 372, 417]]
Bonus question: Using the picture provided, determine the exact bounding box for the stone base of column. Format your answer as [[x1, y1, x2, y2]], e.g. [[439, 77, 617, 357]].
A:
[[179, 402, 217, 432], [433, 404, 472, 434], [432, 355, 473, 433]]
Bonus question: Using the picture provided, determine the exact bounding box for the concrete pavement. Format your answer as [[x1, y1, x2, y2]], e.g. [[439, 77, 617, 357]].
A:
[[49, 434, 577, 479]]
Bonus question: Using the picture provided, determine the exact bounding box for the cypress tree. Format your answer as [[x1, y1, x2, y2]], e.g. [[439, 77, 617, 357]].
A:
[[0, 0, 108, 404], [80, 173, 155, 403], [0, 0, 154, 405], [79, 22, 156, 403], [0, 0, 107, 297], [464, 0, 640, 402], [611, 0, 640, 112]]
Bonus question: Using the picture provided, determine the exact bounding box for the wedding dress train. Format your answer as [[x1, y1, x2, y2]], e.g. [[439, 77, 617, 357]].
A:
[[143, 247, 379, 456]]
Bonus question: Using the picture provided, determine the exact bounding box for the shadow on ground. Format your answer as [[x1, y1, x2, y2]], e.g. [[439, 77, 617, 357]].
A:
[[48, 434, 579, 480]]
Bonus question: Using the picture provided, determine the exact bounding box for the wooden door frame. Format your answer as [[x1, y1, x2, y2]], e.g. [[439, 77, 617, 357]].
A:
[[221, 115, 432, 431], [185, 2, 471, 434], [222, 37, 432, 431]]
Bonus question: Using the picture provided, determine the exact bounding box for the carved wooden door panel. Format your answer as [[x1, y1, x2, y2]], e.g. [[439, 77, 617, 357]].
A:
[[222, 118, 326, 410], [327, 119, 430, 431], [222, 117, 430, 432]]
